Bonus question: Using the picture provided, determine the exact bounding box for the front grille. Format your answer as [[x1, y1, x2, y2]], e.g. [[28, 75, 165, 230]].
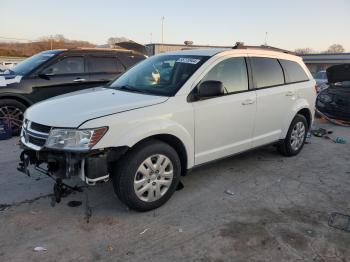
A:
[[30, 122, 52, 133], [28, 136, 46, 147], [22, 119, 51, 149]]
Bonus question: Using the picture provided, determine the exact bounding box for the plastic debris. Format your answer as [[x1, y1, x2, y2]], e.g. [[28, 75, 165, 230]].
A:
[[67, 200, 82, 207], [107, 245, 113, 252], [139, 228, 150, 235], [329, 212, 350, 232], [34, 247, 47, 252], [179, 228, 183, 233], [224, 189, 235, 196]]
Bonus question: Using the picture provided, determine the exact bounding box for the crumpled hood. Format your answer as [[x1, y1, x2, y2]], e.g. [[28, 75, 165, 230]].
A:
[[327, 64, 350, 83], [25, 87, 168, 127]]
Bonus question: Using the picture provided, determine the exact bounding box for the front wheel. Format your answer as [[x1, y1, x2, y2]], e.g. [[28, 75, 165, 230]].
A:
[[277, 114, 308, 156], [112, 139, 181, 211]]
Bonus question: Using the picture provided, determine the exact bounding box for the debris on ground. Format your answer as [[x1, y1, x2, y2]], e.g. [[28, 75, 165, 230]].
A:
[[176, 180, 184, 191], [107, 245, 113, 252], [33, 247, 47, 252], [179, 228, 183, 233], [67, 200, 82, 207], [328, 212, 350, 232], [0, 204, 11, 211], [224, 189, 235, 196], [139, 228, 150, 235]]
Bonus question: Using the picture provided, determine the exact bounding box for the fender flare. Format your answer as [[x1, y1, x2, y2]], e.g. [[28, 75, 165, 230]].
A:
[[111, 120, 195, 168], [280, 99, 311, 139]]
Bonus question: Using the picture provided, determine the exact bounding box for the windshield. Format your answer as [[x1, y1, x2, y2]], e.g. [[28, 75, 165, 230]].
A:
[[110, 54, 209, 96], [11, 50, 61, 75]]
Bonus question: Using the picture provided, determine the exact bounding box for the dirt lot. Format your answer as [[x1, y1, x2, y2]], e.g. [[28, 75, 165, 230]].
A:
[[0, 119, 350, 262]]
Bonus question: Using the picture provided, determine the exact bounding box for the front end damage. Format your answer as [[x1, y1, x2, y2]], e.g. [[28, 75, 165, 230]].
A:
[[18, 119, 128, 203]]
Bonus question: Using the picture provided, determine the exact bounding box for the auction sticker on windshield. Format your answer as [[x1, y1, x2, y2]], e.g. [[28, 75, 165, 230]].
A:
[[176, 58, 201, 64]]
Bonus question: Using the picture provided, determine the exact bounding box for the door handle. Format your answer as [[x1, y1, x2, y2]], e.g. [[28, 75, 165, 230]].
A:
[[285, 91, 296, 97], [241, 98, 255, 105], [73, 78, 86, 82]]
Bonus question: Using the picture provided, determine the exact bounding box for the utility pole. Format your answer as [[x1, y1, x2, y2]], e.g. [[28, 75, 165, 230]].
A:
[[150, 32, 153, 44], [161, 16, 165, 44], [264, 32, 268, 46], [50, 35, 53, 50]]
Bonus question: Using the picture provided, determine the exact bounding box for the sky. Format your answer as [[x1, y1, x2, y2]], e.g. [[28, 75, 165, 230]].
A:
[[1, 0, 350, 52]]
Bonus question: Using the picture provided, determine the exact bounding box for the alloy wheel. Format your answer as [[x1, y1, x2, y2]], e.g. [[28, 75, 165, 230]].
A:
[[290, 121, 305, 151], [0, 105, 24, 134]]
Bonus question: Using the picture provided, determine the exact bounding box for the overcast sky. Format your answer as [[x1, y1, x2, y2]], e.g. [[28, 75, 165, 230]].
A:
[[1, 0, 349, 51]]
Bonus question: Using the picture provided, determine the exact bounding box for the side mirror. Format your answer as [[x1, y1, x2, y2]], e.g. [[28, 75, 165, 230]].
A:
[[198, 80, 224, 98]]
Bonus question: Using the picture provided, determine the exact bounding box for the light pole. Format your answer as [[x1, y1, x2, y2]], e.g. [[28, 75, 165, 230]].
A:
[[161, 16, 165, 44]]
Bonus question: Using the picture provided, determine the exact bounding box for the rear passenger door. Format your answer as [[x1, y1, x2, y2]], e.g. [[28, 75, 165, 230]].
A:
[[249, 57, 296, 147], [87, 56, 125, 86]]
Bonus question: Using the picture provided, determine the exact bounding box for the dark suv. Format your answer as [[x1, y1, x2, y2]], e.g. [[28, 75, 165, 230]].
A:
[[0, 48, 146, 134]]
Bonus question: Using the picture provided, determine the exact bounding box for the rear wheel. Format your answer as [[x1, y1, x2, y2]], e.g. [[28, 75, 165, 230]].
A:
[[112, 139, 181, 211], [277, 114, 308, 156], [0, 99, 27, 135]]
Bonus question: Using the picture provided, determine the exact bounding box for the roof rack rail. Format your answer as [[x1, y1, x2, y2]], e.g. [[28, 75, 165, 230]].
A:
[[232, 42, 294, 55]]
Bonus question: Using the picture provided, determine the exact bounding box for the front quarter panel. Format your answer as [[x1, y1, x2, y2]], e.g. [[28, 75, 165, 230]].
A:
[[79, 96, 195, 168]]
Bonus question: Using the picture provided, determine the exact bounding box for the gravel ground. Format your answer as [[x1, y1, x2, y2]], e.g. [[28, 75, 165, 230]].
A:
[[0, 118, 349, 262]]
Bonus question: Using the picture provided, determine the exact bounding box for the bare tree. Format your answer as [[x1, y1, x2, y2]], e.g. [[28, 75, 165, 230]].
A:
[[325, 44, 345, 53], [107, 37, 130, 47], [294, 48, 315, 54]]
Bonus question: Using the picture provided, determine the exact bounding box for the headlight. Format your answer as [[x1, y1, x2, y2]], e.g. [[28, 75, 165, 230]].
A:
[[318, 93, 332, 103], [46, 127, 108, 151]]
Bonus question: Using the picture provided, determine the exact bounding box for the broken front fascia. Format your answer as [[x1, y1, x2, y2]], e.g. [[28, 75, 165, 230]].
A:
[[18, 146, 128, 185]]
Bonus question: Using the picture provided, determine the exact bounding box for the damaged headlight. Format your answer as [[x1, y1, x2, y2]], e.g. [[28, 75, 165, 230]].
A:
[[46, 127, 108, 151], [318, 93, 333, 103]]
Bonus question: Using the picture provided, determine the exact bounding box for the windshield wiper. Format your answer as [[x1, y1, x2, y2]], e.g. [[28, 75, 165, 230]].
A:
[[115, 85, 148, 94]]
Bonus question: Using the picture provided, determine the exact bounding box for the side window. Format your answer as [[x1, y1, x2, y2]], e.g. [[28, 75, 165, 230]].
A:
[[89, 57, 124, 73], [279, 59, 309, 83], [201, 57, 248, 94], [251, 57, 284, 88], [44, 57, 84, 75]]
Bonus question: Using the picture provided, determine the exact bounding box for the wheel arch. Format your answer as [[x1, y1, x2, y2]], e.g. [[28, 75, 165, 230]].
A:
[[0, 94, 32, 108], [130, 134, 189, 176]]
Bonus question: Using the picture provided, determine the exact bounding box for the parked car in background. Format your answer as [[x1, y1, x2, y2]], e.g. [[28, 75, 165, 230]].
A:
[[316, 64, 350, 121], [314, 70, 328, 92], [0, 65, 7, 73], [0, 48, 146, 134], [19, 46, 316, 211]]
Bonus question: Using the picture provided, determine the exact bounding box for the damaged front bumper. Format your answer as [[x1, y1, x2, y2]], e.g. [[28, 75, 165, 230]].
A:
[[18, 144, 128, 185]]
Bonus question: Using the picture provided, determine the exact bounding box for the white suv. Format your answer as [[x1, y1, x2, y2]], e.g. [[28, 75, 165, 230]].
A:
[[19, 46, 316, 211]]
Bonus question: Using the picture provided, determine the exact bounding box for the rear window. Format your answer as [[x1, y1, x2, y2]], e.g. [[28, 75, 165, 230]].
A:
[[279, 59, 309, 83], [89, 57, 124, 73], [251, 57, 284, 88]]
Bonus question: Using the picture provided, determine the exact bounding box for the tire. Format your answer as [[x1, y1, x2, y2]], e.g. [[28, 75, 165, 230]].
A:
[[112, 139, 181, 211], [277, 114, 308, 157], [0, 99, 27, 136]]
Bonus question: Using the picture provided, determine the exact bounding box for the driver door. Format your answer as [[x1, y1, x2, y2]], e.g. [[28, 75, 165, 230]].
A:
[[29, 56, 90, 102], [192, 56, 256, 165]]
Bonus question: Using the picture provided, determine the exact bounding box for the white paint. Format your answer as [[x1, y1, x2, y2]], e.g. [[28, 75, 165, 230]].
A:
[[23, 48, 316, 171]]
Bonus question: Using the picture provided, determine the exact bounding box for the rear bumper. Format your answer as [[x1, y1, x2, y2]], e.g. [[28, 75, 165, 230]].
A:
[[18, 143, 128, 185]]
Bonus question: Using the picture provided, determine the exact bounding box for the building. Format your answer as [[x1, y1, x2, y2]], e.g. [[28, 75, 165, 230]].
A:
[[300, 53, 350, 75], [145, 43, 350, 76], [145, 43, 232, 56], [0, 56, 25, 69]]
